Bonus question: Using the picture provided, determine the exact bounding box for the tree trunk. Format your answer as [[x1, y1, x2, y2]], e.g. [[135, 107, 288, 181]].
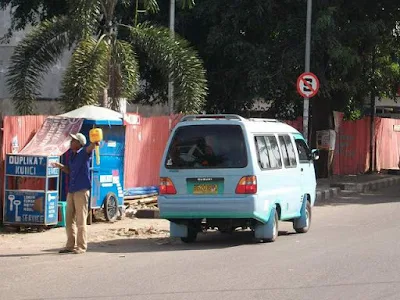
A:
[[100, 0, 116, 109], [102, 87, 109, 108], [311, 96, 334, 178]]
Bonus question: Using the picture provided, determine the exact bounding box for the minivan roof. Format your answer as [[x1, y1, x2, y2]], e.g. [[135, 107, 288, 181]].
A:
[[177, 114, 301, 135]]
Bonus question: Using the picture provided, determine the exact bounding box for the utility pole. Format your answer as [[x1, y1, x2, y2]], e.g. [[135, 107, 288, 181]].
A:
[[303, 0, 312, 143], [168, 0, 175, 130], [369, 50, 376, 173]]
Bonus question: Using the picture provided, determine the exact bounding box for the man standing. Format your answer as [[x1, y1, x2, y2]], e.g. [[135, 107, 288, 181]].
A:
[[54, 133, 98, 254]]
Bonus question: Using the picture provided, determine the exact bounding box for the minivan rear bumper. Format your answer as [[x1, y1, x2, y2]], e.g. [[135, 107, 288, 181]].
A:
[[158, 195, 271, 223]]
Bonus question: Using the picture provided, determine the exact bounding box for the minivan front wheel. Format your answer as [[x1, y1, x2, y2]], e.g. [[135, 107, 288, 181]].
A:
[[293, 201, 311, 233]]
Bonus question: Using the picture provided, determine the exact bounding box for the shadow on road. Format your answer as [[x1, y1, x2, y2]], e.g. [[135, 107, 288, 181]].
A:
[[39, 230, 296, 255], [0, 229, 300, 257], [0, 252, 59, 258]]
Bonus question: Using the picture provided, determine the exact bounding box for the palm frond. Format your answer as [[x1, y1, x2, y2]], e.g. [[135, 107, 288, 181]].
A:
[[144, 0, 160, 14], [67, 0, 102, 36], [99, 0, 119, 24], [179, 0, 195, 9], [61, 37, 110, 111], [109, 40, 140, 110], [129, 23, 207, 113], [119, 0, 132, 7], [6, 17, 74, 115]]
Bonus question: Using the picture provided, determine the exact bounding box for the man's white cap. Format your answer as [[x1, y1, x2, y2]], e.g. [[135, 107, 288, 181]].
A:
[[70, 133, 87, 146]]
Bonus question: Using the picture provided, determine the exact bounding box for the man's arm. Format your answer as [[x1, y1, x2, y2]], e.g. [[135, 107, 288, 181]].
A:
[[86, 142, 100, 154], [52, 162, 70, 174]]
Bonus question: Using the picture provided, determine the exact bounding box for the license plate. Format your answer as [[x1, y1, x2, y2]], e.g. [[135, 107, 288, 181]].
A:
[[193, 184, 218, 194]]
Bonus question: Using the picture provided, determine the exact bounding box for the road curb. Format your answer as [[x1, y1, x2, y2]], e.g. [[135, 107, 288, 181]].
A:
[[330, 176, 400, 193], [316, 176, 400, 204], [316, 187, 341, 204]]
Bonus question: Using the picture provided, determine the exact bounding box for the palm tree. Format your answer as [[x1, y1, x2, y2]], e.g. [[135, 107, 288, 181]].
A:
[[6, 0, 207, 114]]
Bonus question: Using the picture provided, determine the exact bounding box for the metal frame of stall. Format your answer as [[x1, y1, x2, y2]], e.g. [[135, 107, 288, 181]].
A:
[[3, 154, 60, 227], [59, 118, 126, 223]]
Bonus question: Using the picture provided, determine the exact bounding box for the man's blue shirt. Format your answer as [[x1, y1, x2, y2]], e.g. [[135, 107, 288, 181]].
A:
[[68, 147, 91, 193]]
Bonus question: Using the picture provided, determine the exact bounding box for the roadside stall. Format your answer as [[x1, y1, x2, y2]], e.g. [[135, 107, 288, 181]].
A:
[[2, 106, 137, 227], [2, 116, 83, 228], [3, 154, 60, 227], [58, 106, 127, 222]]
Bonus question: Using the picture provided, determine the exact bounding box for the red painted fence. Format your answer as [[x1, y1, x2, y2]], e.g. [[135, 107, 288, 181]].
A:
[[375, 118, 400, 171], [124, 115, 181, 188], [333, 117, 373, 175], [1, 113, 399, 217]]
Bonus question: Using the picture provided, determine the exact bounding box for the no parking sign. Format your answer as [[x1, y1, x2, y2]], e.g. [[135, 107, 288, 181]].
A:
[[297, 72, 320, 98]]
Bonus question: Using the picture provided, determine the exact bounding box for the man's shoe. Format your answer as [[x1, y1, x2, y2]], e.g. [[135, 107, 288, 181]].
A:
[[73, 249, 86, 254], [59, 249, 74, 254]]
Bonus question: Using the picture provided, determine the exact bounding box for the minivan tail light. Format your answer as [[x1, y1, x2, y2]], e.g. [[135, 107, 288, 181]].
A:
[[235, 176, 257, 194], [159, 177, 177, 195]]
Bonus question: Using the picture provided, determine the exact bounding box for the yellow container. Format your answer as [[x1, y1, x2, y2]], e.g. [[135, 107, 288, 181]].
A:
[[89, 128, 103, 165], [89, 128, 103, 143]]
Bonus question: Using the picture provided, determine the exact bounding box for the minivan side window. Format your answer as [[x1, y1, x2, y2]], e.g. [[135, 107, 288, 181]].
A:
[[295, 139, 311, 162], [266, 136, 283, 169], [278, 135, 297, 168], [255, 136, 270, 169], [254, 135, 282, 170]]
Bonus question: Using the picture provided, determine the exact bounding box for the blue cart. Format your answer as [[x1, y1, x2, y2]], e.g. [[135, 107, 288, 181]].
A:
[[3, 155, 60, 227], [59, 118, 126, 223]]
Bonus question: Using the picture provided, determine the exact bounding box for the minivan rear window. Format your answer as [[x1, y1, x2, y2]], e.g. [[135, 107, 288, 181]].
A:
[[165, 125, 248, 169]]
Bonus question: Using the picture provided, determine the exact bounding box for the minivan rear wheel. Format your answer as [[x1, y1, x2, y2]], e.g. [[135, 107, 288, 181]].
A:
[[181, 227, 198, 243], [265, 209, 279, 242], [256, 209, 279, 243]]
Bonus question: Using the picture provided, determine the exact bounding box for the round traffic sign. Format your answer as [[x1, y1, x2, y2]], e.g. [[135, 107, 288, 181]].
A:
[[297, 72, 320, 98]]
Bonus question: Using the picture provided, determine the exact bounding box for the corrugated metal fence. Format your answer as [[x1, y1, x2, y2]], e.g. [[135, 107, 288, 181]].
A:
[[333, 117, 373, 175], [376, 118, 400, 171], [2, 113, 400, 218], [124, 115, 181, 188]]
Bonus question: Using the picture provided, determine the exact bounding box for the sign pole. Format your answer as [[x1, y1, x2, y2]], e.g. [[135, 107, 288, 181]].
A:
[[303, 0, 312, 143], [168, 0, 175, 131]]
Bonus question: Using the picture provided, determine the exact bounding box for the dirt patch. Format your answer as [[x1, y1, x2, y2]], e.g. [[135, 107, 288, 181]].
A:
[[0, 218, 170, 254]]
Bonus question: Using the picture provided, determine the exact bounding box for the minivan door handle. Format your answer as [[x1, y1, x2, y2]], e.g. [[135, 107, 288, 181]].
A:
[[301, 168, 304, 172]]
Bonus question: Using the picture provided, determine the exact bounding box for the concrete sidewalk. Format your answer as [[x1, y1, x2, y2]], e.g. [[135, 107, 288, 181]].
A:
[[316, 174, 400, 204]]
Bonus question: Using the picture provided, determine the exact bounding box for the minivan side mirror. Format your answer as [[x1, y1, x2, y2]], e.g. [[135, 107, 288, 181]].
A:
[[311, 149, 319, 161]]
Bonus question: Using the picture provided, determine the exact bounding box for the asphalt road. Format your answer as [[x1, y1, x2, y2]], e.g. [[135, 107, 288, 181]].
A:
[[1, 185, 400, 300]]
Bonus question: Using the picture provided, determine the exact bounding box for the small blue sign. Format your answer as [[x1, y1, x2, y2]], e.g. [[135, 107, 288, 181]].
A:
[[5, 155, 59, 177], [47, 157, 60, 177], [4, 191, 45, 224], [46, 192, 58, 224], [4, 191, 58, 225]]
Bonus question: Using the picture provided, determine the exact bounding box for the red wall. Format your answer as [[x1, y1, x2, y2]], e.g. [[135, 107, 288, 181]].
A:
[[333, 117, 373, 175], [2, 113, 399, 207], [123, 115, 182, 188], [375, 118, 400, 171]]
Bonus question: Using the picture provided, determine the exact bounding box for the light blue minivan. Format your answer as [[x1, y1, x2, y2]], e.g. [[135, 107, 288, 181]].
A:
[[158, 115, 319, 243]]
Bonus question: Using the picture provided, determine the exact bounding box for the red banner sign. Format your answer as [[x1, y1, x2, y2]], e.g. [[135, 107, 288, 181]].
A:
[[19, 117, 83, 156]]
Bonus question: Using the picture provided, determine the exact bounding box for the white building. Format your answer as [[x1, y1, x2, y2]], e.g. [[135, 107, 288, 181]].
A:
[[0, 7, 73, 115], [0, 6, 168, 116], [373, 95, 400, 118]]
